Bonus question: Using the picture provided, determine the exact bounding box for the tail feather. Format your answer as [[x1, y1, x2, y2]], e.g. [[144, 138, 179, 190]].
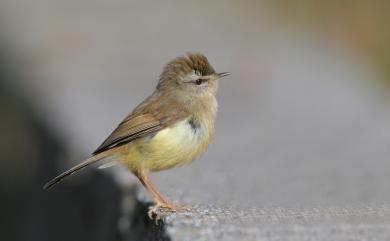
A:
[[43, 151, 113, 190], [98, 160, 119, 169]]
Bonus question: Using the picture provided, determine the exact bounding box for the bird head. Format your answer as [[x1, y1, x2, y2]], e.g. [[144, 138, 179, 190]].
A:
[[157, 53, 229, 99]]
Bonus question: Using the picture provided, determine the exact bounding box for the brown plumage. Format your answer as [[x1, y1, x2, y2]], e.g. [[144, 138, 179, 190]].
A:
[[44, 53, 229, 218], [93, 94, 189, 154]]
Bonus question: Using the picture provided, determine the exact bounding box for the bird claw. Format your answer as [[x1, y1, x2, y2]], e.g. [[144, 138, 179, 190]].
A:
[[147, 203, 192, 222], [148, 205, 162, 221]]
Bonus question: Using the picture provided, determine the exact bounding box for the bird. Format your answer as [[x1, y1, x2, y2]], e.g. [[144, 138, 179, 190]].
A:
[[43, 53, 229, 218]]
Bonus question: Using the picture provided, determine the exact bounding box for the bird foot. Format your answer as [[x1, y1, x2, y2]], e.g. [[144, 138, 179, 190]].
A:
[[148, 202, 191, 221]]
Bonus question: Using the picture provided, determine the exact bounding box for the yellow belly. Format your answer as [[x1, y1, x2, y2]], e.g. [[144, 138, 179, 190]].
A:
[[121, 118, 213, 172]]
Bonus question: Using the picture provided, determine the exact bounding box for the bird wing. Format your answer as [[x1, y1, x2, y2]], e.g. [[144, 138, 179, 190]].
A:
[[93, 94, 189, 154], [92, 113, 162, 154], [43, 93, 188, 190]]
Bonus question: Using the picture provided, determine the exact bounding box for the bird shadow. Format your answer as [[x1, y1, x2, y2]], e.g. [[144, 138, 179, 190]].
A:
[[127, 201, 171, 241]]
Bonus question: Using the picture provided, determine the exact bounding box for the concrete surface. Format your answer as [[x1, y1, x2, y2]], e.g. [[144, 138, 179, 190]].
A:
[[160, 204, 390, 241]]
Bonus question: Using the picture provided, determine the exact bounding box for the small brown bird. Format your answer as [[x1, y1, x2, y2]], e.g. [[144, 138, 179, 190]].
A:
[[44, 53, 229, 217]]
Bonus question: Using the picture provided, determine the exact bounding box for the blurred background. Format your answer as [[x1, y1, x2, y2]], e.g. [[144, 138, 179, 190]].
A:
[[1, 0, 390, 240]]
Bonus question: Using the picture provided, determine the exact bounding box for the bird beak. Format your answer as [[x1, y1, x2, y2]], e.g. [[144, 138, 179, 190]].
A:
[[215, 72, 231, 79]]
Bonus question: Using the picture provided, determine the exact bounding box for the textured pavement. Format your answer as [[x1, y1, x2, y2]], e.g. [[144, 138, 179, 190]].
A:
[[157, 205, 390, 241], [159, 205, 390, 241]]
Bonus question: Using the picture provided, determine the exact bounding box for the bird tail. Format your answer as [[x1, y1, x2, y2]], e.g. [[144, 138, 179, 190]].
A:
[[43, 149, 116, 190]]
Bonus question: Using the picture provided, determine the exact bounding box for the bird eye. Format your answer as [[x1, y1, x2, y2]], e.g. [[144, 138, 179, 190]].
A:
[[195, 79, 203, 85]]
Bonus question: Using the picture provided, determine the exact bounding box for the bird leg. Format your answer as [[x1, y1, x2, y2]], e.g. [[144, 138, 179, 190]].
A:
[[135, 170, 190, 219]]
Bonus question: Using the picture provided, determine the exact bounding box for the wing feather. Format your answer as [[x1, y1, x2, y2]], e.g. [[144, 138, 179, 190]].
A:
[[93, 93, 189, 154]]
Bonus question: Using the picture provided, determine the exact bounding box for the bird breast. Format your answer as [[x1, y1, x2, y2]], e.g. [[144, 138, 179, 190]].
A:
[[130, 117, 214, 172]]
